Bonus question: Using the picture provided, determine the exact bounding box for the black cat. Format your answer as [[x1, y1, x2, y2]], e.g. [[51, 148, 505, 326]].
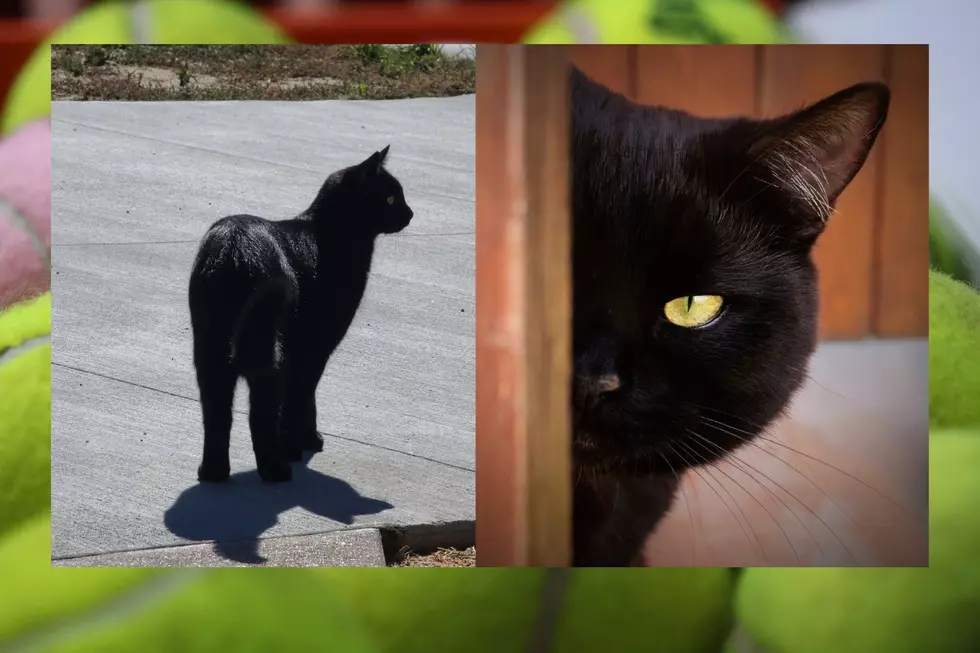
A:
[[189, 146, 413, 483], [570, 68, 889, 565]]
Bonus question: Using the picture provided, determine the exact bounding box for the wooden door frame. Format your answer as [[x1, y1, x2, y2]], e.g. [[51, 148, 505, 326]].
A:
[[475, 44, 572, 567]]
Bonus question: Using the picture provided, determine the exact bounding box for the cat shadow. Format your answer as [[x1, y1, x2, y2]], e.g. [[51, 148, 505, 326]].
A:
[[162, 453, 393, 564]]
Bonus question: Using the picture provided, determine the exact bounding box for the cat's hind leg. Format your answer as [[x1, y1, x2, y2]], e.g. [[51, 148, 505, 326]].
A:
[[299, 397, 324, 452], [280, 392, 321, 462], [195, 343, 237, 483], [245, 371, 292, 482], [279, 342, 326, 461]]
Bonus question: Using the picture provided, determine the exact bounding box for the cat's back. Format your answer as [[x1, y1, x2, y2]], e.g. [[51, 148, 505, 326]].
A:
[[193, 213, 311, 280]]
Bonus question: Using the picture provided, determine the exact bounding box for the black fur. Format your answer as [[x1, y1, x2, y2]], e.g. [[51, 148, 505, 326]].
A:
[[570, 67, 889, 565], [189, 146, 413, 483]]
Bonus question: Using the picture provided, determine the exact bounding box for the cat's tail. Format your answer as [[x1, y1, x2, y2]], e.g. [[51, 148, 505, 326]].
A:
[[230, 278, 297, 376]]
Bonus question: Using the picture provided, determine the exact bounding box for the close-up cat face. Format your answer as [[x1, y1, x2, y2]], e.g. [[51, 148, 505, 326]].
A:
[[570, 67, 889, 478]]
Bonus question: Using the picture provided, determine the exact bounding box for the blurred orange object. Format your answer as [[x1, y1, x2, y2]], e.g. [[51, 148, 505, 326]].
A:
[[0, 2, 555, 108], [265, 3, 555, 43], [0, 20, 53, 113]]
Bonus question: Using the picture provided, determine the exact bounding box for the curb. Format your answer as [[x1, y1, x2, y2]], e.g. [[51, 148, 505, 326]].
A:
[[51, 520, 476, 568], [379, 519, 476, 563], [53, 528, 387, 568]]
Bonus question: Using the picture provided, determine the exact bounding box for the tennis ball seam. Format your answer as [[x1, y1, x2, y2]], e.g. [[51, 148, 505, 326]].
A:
[[3, 570, 203, 653], [0, 333, 49, 368], [0, 199, 50, 267], [562, 6, 602, 43], [725, 623, 770, 653], [0, 293, 50, 348], [130, 0, 152, 43]]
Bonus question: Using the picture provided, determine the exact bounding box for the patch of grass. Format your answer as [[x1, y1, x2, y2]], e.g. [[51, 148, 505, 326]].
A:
[[51, 44, 475, 101], [392, 546, 476, 568]]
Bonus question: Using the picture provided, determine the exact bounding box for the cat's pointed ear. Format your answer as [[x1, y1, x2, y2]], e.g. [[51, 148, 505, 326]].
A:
[[358, 150, 383, 179], [748, 82, 889, 217], [373, 145, 390, 174]]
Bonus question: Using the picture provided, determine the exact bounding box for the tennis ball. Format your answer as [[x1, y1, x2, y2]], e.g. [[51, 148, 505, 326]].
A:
[[929, 199, 974, 285], [0, 292, 50, 540], [929, 269, 980, 429], [0, 514, 378, 652], [726, 430, 980, 653], [2, 0, 291, 135], [316, 568, 547, 652], [552, 569, 735, 653], [317, 568, 734, 653], [523, 0, 789, 44], [0, 119, 50, 308]]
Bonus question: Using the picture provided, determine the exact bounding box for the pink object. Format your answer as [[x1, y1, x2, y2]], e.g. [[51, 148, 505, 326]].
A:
[[0, 120, 51, 310]]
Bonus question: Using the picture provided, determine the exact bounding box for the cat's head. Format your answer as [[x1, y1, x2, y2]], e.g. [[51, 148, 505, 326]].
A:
[[570, 67, 889, 477], [321, 145, 414, 234]]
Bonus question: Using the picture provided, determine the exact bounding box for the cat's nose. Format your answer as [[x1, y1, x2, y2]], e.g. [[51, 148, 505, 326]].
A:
[[573, 337, 623, 409], [573, 372, 622, 409]]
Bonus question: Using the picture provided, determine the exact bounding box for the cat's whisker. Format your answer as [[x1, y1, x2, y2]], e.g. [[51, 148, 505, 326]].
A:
[[664, 442, 708, 543], [687, 430, 825, 562], [709, 424, 874, 541], [701, 415, 860, 524], [691, 425, 858, 563], [700, 414, 910, 515], [672, 440, 770, 563], [686, 403, 771, 430], [685, 433, 817, 563], [656, 448, 698, 565], [802, 373, 850, 401]]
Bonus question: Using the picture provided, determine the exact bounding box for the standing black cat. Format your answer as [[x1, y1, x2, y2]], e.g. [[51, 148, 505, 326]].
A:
[[570, 68, 889, 565], [189, 146, 413, 484]]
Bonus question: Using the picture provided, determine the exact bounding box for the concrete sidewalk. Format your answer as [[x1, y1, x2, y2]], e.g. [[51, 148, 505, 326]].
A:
[[50, 97, 475, 566]]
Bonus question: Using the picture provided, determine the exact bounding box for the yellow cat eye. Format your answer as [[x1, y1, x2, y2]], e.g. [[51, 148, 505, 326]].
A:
[[663, 295, 724, 328], [386, 196, 395, 206]]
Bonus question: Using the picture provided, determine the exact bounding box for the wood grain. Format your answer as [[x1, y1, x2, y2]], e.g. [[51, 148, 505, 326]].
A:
[[524, 46, 572, 567], [475, 45, 572, 567], [873, 45, 929, 337], [567, 45, 634, 99], [475, 44, 523, 566], [635, 45, 758, 115]]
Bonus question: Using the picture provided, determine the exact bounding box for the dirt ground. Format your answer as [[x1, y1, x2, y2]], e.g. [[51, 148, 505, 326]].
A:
[[392, 546, 476, 567], [51, 44, 475, 101]]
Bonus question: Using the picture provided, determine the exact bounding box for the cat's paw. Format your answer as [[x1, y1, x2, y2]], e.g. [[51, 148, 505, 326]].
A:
[[197, 462, 230, 483], [301, 430, 324, 452], [257, 460, 293, 483]]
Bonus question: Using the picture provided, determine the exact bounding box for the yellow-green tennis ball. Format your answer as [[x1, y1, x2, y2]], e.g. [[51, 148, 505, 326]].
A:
[[727, 431, 980, 653], [553, 569, 735, 653], [929, 199, 974, 284], [929, 270, 980, 429], [523, 0, 789, 44], [1, 0, 291, 135], [0, 292, 50, 539], [317, 568, 547, 651], [318, 568, 733, 652], [0, 514, 378, 652]]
